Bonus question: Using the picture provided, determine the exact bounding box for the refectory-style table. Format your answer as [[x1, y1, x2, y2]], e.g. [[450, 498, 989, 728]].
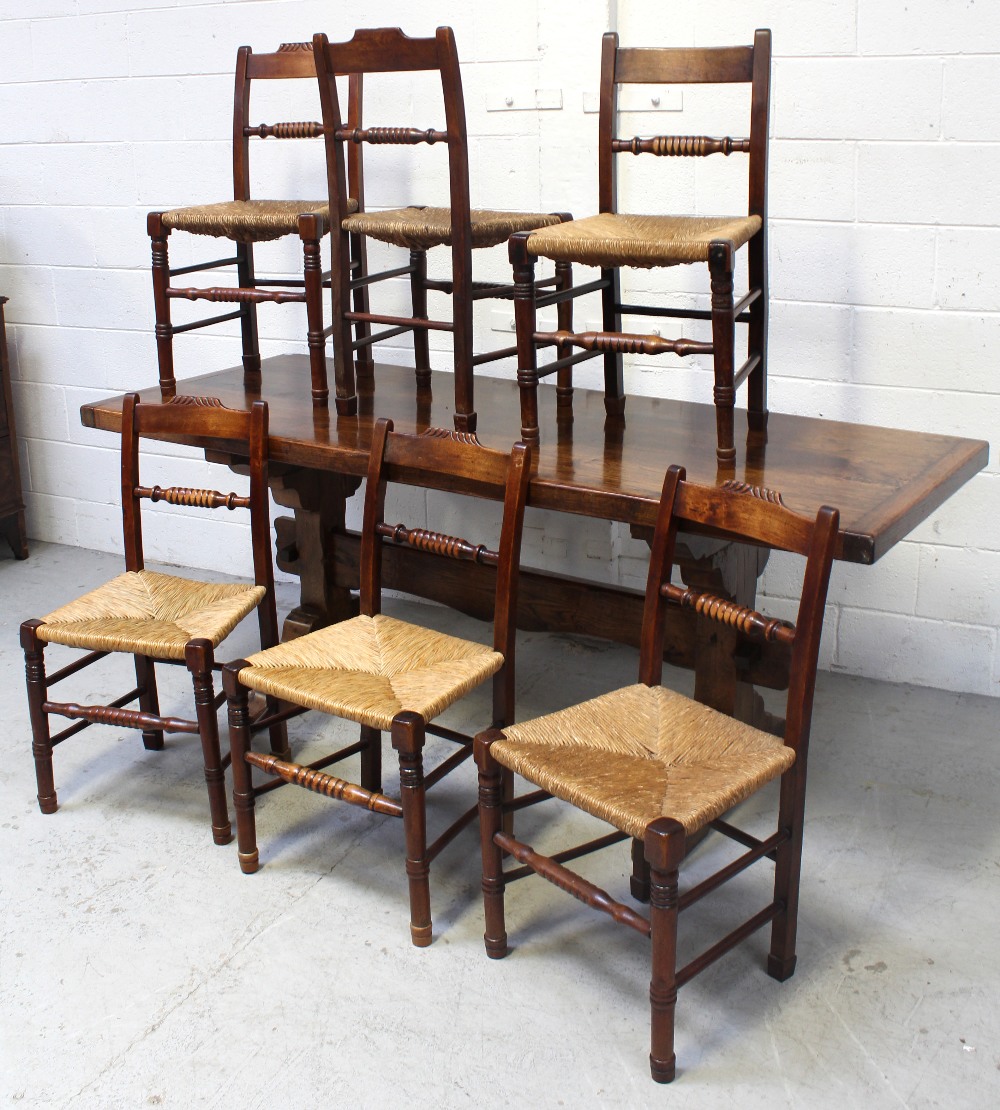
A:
[[81, 356, 988, 724]]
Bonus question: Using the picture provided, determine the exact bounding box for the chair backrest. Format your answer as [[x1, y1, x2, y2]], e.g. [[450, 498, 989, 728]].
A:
[[313, 27, 473, 364], [359, 418, 531, 722], [233, 42, 362, 204], [598, 29, 771, 219], [640, 465, 838, 756], [120, 394, 278, 647]]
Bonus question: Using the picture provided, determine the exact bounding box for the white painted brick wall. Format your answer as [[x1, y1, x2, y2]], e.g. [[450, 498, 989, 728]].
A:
[[1, 1, 996, 696]]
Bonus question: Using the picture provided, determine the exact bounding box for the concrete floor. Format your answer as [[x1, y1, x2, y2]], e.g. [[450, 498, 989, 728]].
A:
[[1, 542, 998, 1108]]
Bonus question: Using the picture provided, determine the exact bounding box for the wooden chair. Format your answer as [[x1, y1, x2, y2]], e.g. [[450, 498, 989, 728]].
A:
[[21, 395, 287, 845], [509, 30, 771, 464], [313, 27, 569, 429], [148, 43, 363, 408], [223, 418, 531, 945], [476, 466, 838, 1081]]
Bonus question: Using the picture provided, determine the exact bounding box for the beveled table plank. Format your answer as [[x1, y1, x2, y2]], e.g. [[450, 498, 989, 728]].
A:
[[80, 356, 989, 564]]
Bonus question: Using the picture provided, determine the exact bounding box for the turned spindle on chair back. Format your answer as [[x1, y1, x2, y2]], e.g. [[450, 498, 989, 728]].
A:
[[639, 465, 838, 755], [358, 418, 532, 722], [121, 394, 278, 649]]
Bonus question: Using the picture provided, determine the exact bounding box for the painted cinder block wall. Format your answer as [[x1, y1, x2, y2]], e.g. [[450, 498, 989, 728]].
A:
[[1, 0, 996, 696]]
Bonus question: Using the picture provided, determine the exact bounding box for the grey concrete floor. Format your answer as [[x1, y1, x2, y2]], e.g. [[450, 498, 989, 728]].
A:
[[1, 542, 998, 1108]]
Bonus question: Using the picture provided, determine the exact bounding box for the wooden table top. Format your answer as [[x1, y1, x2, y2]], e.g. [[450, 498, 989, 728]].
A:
[[80, 356, 988, 565]]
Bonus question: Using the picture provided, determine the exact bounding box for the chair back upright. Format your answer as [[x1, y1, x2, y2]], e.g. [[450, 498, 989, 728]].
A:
[[358, 418, 532, 724], [312, 27, 473, 402], [232, 42, 362, 208], [598, 29, 771, 220], [639, 465, 838, 756], [120, 394, 278, 650]]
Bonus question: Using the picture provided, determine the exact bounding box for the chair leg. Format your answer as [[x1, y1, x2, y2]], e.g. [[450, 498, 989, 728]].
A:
[[235, 241, 262, 386], [359, 724, 382, 792], [747, 229, 768, 440], [555, 260, 574, 424], [223, 662, 259, 872], [185, 639, 232, 846], [147, 212, 176, 399], [645, 817, 686, 1084], [350, 231, 374, 385], [601, 265, 625, 420], [409, 248, 432, 393], [300, 215, 329, 408], [134, 654, 164, 751], [768, 768, 805, 981], [330, 225, 358, 417], [708, 240, 737, 467], [392, 711, 432, 947], [475, 731, 509, 958], [630, 836, 651, 903], [21, 620, 57, 815], [510, 234, 540, 445]]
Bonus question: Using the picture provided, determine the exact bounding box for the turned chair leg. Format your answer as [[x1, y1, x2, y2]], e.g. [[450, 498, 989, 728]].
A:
[[511, 236, 541, 445], [235, 240, 262, 385], [630, 837, 651, 903], [768, 769, 804, 982], [147, 212, 176, 399], [410, 248, 432, 392], [223, 663, 259, 871], [21, 620, 57, 815], [300, 214, 329, 409], [359, 724, 382, 792], [392, 711, 432, 947], [134, 654, 164, 751], [708, 239, 737, 467], [645, 817, 686, 1084], [186, 639, 232, 845], [747, 229, 768, 440], [475, 731, 509, 958]]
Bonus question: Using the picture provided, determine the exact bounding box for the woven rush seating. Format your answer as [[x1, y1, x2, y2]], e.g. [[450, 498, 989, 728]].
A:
[[523, 212, 762, 269], [148, 42, 363, 409], [36, 570, 265, 660], [224, 418, 531, 946], [159, 198, 355, 244], [21, 395, 288, 847], [313, 27, 569, 430], [342, 205, 561, 252], [236, 614, 503, 729], [508, 31, 772, 464], [475, 464, 838, 1083], [491, 683, 793, 840]]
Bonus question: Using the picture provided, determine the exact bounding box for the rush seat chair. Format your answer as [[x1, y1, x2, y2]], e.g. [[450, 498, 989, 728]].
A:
[[147, 43, 363, 408], [21, 395, 288, 845], [509, 30, 771, 464], [223, 417, 531, 945], [476, 465, 837, 1081], [313, 26, 569, 429]]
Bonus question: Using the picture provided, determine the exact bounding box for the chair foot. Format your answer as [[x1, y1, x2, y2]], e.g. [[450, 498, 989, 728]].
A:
[[604, 395, 626, 419], [454, 411, 478, 435], [238, 849, 260, 874], [485, 934, 509, 959], [37, 793, 58, 815], [767, 952, 797, 982], [335, 394, 358, 417], [410, 922, 433, 948], [650, 1053, 677, 1084], [141, 730, 164, 751], [213, 821, 235, 846]]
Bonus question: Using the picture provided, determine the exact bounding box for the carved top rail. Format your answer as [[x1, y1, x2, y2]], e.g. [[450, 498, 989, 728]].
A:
[[135, 485, 251, 510], [244, 121, 324, 139], [335, 126, 448, 146], [612, 135, 750, 157], [662, 583, 795, 645], [721, 479, 785, 506], [376, 522, 500, 566]]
